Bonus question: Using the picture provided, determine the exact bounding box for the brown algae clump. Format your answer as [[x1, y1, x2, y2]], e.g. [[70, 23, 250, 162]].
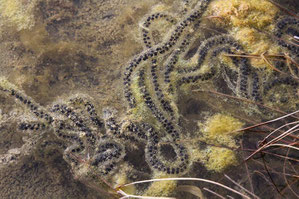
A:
[[199, 113, 244, 148], [201, 146, 238, 172]]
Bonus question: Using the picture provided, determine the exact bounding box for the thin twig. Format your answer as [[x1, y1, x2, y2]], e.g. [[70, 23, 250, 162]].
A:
[[260, 51, 287, 74], [118, 178, 251, 199], [265, 124, 299, 146], [192, 89, 299, 120], [259, 121, 299, 146], [251, 159, 299, 177], [117, 189, 176, 199], [267, 0, 299, 18], [282, 140, 299, 198], [284, 53, 299, 69], [224, 175, 260, 199], [203, 187, 226, 199], [245, 124, 299, 161], [266, 143, 299, 151], [242, 148, 299, 163], [261, 154, 283, 196], [240, 140, 254, 194]]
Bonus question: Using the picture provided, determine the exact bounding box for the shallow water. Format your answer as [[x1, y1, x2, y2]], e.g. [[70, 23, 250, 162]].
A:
[[0, 0, 298, 198]]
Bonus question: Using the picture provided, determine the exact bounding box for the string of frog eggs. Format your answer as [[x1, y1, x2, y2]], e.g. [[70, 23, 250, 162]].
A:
[[0, 0, 298, 177], [123, 0, 299, 175]]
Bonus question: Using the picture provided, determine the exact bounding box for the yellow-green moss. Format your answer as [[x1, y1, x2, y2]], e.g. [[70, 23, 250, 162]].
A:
[[143, 175, 177, 197], [112, 167, 136, 195], [0, 0, 37, 31], [201, 146, 238, 172], [0, 77, 17, 90], [199, 113, 244, 148], [207, 0, 281, 69], [233, 28, 281, 68], [208, 0, 278, 30], [191, 114, 242, 172]]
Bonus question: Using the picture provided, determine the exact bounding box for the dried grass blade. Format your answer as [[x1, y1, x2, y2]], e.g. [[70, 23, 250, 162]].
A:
[[177, 185, 205, 199]]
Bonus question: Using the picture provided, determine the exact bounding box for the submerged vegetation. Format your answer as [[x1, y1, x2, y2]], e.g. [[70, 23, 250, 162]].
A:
[[0, 0, 298, 198]]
